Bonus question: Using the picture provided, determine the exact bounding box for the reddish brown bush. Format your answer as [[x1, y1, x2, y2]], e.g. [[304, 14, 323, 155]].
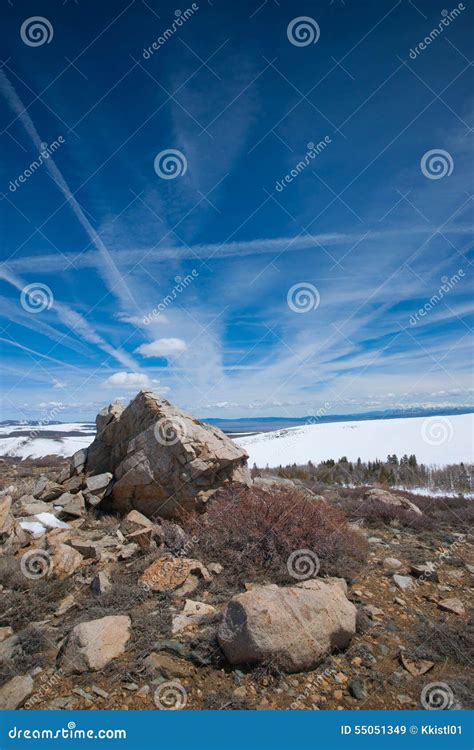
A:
[[186, 484, 367, 586]]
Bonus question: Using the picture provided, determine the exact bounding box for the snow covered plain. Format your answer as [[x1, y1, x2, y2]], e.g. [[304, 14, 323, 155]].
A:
[[235, 413, 474, 468], [0, 423, 94, 459], [0, 414, 472, 468]]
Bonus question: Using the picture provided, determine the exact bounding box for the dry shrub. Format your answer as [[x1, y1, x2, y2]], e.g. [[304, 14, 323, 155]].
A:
[[351, 498, 431, 530], [409, 617, 474, 664], [186, 484, 367, 586]]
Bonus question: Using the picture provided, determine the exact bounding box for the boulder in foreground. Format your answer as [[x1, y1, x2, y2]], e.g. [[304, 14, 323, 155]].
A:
[[218, 578, 356, 672], [73, 391, 250, 518], [60, 615, 131, 674]]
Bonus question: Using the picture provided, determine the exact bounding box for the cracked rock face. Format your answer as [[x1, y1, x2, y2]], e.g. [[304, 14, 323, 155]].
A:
[[75, 390, 251, 518]]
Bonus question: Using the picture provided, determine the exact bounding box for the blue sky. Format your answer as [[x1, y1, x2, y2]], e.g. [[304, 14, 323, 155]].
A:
[[0, 0, 473, 421]]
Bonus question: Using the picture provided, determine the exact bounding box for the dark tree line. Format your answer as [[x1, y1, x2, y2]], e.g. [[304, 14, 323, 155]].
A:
[[252, 455, 473, 494]]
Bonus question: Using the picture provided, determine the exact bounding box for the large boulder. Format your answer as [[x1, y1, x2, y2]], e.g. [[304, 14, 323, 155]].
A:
[[218, 578, 356, 672], [74, 391, 250, 518], [60, 615, 131, 674]]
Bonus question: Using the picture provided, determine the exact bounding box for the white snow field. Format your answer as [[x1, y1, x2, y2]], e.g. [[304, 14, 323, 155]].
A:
[[0, 423, 94, 459], [235, 413, 474, 468]]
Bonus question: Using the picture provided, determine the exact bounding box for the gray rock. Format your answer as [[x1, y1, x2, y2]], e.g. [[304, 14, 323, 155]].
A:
[[0, 674, 34, 709], [383, 557, 402, 571], [218, 578, 356, 672], [410, 563, 438, 582], [91, 571, 112, 595], [349, 679, 367, 700], [58, 492, 86, 518], [393, 574, 415, 592], [60, 615, 131, 674], [85, 473, 113, 498]]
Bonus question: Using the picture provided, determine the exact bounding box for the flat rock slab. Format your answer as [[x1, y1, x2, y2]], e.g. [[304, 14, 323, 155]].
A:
[[438, 597, 465, 616], [140, 554, 211, 592], [60, 615, 131, 674], [0, 675, 34, 709]]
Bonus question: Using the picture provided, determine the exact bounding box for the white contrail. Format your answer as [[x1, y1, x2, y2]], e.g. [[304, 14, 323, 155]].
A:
[[0, 68, 138, 313], [0, 267, 138, 370]]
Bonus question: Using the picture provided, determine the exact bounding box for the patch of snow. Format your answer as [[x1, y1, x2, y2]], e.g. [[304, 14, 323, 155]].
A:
[[19, 521, 46, 538], [34, 512, 70, 529]]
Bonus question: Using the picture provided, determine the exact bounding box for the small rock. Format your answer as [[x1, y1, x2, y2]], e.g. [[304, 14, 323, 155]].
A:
[[49, 542, 84, 579], [438, 597, 465, 616], [127, 527, 153, 550], [172, 599, 218, 634], [393, 574, 415, 592], [0, 626, 13, 642], [136, 685, 150, 697], [91, 685, 109, 698], [144, 651, 194, 679], [364, 605, 384, 619], [140, 554, 211, 592], [58, 492, 85, 518], [208, 562, 223, 574], [85, 473, 113, 498], [91, 571, 112, 595], [349, 679, 367, 700], [410, 563, 438, 582], [55, 593, 77, 616], [123, 682, 138, 691], [383, 557, 402, 571]]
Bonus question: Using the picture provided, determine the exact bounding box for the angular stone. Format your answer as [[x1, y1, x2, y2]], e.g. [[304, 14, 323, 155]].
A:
[[127, 527, 153, 549], [58, 492, 86, 518], [55, 593, 77, 616], [438, 597, 465, 616], [0, 674, 34, 709], [172, 599, 218, 634], [393, 574, 415, 592], [218, 578, 356, 672], [144, 651, 194, 679], [34, 477, 64, 502], [60, 615, 131, 674], [17, 496, 51, 516], [49, 542, 84, 579], [91, 571, 112, 595], [410, 563, 438, 582], [85, 473, 113, 498], [85, 391, 251, 518], [71, 448, 88, 473], [61, 475, 84, 494], [140, 554, 211, 592], [68, 538, 101, 560]]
